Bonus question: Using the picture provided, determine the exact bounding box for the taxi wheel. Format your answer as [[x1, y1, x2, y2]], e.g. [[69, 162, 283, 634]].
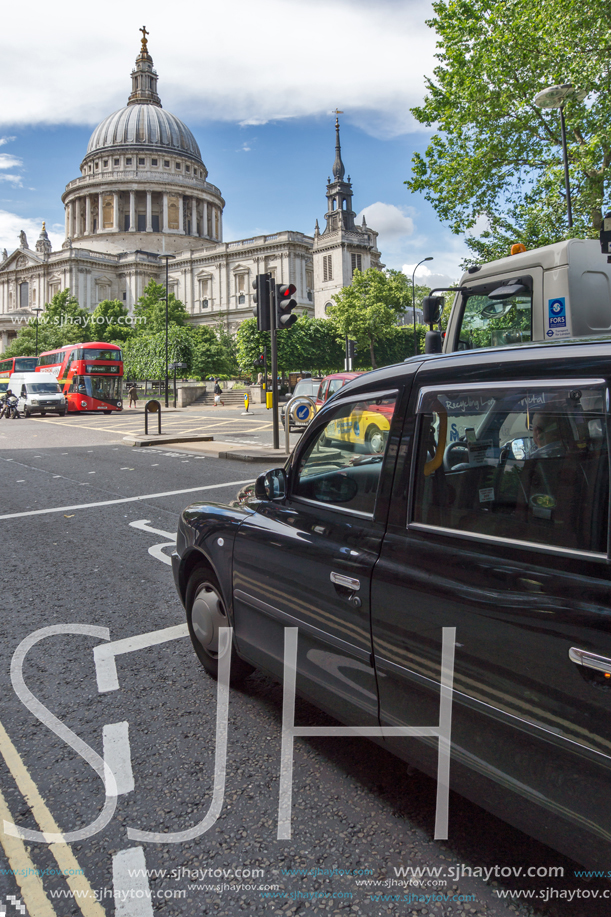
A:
[[365, 424, 385, 454], [186, 566, 254, 684]]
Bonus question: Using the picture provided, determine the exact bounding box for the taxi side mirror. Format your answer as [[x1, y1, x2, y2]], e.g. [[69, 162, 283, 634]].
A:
[[422, 295, 444, 325], [255, 468, 287, 501]]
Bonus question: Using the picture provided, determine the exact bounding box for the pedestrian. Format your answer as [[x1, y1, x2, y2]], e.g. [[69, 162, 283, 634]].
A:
[[128, 383, 139, 408], [213, 378, 224, 407]]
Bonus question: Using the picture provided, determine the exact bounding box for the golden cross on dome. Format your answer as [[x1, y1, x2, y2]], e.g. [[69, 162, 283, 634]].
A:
[[140, 26, 149, 52]]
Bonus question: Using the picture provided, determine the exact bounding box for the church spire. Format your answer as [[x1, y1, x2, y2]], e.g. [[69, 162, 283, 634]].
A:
[[332, 116, 345, 181], [128, 27, 162, 107]]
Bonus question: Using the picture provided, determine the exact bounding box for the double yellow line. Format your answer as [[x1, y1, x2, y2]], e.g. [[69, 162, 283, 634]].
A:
[[0, 719, 106, 916]]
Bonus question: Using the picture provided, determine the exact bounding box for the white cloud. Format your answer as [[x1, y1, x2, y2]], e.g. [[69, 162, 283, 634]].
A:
[[0, 154, 22, 170], [0, 136, 16, 147], [0, 211, 64, 254], [0, 0, 436, 138], [357, 202, 414, 243]]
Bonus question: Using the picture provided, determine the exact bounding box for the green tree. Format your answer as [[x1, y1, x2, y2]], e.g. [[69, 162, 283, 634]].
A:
[[3, 289, 92, 357], [407, 0, 611, 260], [328, 269, 412, 369], [122, 325, 194, 381], [90, 299, 134, 343], [236, 315, 345, 376], [132, 280, 189, 334], [189, 325, 237, 379]]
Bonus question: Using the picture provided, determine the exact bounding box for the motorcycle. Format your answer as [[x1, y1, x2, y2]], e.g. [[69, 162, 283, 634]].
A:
[[1, 394, 21, 419]]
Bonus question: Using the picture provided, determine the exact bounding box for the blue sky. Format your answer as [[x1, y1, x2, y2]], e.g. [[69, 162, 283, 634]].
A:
[[0, 0, 470, 287]]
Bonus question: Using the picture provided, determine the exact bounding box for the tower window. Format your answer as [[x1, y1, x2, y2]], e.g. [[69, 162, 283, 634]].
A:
[[103, 159, 108, 167], [126, 158, 132, 165], [175, 162, 181, 170], [323, 254, 333, 283], [114, 158, 120, 165], [351, 253, 362, 276], [139, 158, 145, 165], [95, 162, 99, 170], [185, 165, 190, 172], [164, 160, 170, 168], [152, 158, 158, 166]]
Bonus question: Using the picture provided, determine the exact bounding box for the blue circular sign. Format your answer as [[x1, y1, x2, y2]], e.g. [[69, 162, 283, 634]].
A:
[[296, 404, 310, 421]]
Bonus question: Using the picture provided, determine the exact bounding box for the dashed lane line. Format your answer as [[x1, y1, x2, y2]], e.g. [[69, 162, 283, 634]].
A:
[[0, 720, 106, 917], [0, 785, 58, 917], [0, 479, 253, 521]]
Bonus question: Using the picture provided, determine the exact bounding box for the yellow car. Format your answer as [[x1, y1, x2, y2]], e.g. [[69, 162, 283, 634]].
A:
[[323, 406, 391, 454]]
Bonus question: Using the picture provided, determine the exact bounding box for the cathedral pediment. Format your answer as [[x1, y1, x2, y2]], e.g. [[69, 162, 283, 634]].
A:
[[0, 248, 44, 273]]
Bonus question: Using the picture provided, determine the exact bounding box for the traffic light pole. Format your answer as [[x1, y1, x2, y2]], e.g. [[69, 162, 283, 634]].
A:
[[270, 281, 280, 450]]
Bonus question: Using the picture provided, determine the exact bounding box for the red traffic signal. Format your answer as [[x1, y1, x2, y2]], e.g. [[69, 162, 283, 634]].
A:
[[276, 283, 298, 329]]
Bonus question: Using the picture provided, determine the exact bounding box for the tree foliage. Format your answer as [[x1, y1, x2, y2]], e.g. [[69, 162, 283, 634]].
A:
[[327, 269, 413, 369], [3, 289, 92, 357], [91, 299, 134, 343], [236, 315, 345, 376], [132, 280, 189, 333], [407, 0, 611, 261]]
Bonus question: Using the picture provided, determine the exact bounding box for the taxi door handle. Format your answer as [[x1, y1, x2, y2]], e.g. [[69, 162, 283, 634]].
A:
[[569, 647, 611, 675], [330, 572, 360, 592]]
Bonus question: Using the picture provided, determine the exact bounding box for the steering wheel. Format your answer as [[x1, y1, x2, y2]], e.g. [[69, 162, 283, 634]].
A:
[[443, 440, 470, 471]]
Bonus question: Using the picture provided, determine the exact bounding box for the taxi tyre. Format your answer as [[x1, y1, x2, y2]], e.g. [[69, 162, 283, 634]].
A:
[[365, 424, 385, 454], [185, 565, 254, 684]]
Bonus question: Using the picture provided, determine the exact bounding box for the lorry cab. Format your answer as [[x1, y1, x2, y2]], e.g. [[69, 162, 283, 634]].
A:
[[443, 238, 611, 353]]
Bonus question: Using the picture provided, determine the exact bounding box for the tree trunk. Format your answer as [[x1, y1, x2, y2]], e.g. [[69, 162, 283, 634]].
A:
[[369, 337, 377, 370]]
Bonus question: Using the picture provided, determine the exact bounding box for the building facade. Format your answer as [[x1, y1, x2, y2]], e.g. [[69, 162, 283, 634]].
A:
[[0, 34, 382, 352]]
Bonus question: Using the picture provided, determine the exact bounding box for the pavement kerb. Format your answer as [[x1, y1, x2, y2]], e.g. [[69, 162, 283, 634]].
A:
[[123, 434, 291, 461]]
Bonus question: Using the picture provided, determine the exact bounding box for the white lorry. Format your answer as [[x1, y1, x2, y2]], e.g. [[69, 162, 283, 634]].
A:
[[10, 371, 67, 417], [437, 239, 611, 354]]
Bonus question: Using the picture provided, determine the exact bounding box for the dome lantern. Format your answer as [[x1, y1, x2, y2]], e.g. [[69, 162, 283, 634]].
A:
[[128, 26, 162, 108]]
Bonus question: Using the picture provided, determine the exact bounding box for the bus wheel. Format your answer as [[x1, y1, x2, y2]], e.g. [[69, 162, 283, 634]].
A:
[[186, 566, 254, 684], [105, 410, 112, 414]]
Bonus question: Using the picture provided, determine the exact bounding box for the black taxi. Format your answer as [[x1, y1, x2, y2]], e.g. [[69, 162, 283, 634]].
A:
[[172, 339, 611, 869]]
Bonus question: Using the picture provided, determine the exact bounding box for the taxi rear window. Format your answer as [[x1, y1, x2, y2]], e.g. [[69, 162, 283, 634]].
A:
[[411, 381, 609, 555]]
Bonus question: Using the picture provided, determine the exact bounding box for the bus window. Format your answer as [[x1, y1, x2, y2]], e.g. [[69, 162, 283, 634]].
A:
[[457, 290, 532, 350]]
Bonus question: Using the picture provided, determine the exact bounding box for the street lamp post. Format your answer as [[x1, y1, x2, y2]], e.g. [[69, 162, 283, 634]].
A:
[[33, 307, 43, 357], [412, 257, 433, 355], [533, 84, 587, 230], [158, 254, 176, 408]]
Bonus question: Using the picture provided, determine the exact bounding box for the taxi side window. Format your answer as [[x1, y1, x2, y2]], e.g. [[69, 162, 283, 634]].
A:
[[411, 384, 609, 554], [293, 395, 397, 516]]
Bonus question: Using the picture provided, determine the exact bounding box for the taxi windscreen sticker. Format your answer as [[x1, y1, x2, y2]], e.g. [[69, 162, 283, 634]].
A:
[[546, 296, 572, 339]]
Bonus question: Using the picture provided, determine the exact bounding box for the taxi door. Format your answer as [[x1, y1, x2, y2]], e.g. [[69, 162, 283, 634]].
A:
[[232, 386, 404, 727]]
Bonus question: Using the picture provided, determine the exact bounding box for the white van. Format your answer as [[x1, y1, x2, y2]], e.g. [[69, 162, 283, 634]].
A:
[[10, 372, 67, 417], [441, 239, 611, 353]]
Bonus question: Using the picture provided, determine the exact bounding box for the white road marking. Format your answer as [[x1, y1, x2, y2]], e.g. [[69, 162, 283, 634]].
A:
[[103, 722, 134, 795], [94, 624, 189, 693], [112, 847, 154, 917], [0, 479, 253, 521], [148, 542, 174, 565], [129, 519, 175, 539]]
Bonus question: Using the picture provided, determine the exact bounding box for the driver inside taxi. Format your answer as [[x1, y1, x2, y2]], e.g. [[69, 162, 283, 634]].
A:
[[531, 409, 564, 457]]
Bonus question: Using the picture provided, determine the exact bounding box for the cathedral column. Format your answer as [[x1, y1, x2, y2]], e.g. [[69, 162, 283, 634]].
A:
[[146, 191, 152, 232], [178, 195, 184, 234], [129, 190, 136, 232], [64, 205, 69, 239], [163, 193, 169, 231], [203, 200, 208, 238], [191, 198, 197, 236], [85, 196, 92, 235], [98, 193, 103, 232], [112, 192, 119, 231], [219, 209, 223, 242]]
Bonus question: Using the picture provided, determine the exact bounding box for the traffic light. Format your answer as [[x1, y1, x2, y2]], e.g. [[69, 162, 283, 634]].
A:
[[253, 353, 265, 368], [253, 273, 271, 331], [347, 340, 357, 360], [276, 283, 298, 329]]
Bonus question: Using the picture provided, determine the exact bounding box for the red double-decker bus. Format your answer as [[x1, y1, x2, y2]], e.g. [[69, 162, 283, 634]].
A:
[[0, 355, 40, 393], [36, 342, 123, 413]]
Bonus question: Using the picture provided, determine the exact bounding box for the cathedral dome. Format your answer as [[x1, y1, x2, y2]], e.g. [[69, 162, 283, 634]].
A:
[[87, 105, 202, 161]]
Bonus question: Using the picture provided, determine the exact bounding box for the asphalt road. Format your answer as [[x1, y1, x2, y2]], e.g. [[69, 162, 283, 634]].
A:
[[0, 416, 607, 917]]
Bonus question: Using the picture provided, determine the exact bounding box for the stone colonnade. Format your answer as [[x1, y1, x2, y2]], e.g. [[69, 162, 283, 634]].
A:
[[64, 190, 222, 241]]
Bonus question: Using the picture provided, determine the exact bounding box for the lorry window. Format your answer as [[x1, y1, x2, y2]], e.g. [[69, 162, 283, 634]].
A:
[[457, 291, 532, 350]]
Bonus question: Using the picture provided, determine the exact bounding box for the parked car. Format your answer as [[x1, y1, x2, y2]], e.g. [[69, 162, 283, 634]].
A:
[[172, 338, 611, 870], [315, 371, 362, 408], [280, 376, 322, 430]]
